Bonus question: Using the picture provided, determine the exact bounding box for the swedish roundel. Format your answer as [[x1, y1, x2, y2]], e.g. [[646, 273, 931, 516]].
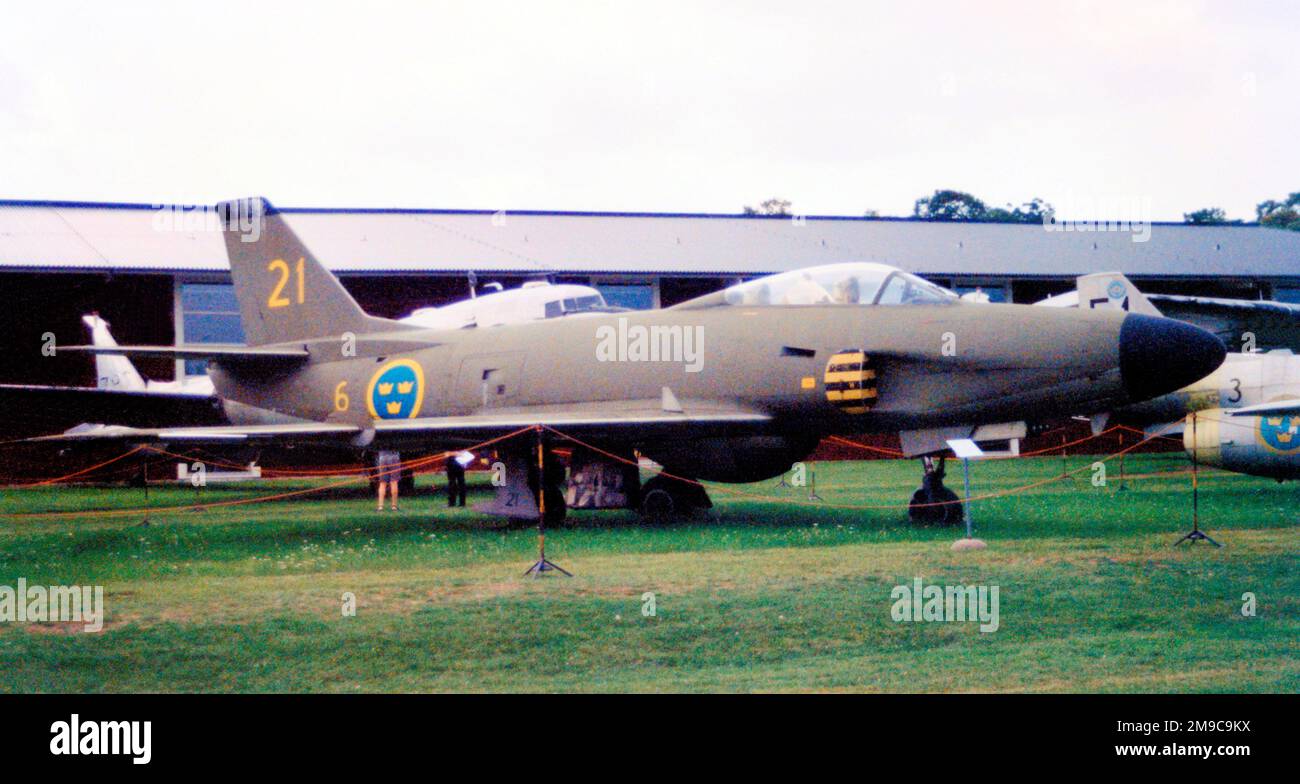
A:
[[824, 350, 877, 414], [1258, 414, 1299, 453], [367, 359, 425, 419]]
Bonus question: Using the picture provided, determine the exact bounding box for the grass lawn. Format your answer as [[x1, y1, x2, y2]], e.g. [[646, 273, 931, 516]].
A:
[[0, 454, 1296, 692]]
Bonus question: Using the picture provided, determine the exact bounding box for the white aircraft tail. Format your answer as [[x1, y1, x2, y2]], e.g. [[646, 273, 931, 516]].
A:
[[82, 314, 147, 391], [1076, 272, 1163, 316]]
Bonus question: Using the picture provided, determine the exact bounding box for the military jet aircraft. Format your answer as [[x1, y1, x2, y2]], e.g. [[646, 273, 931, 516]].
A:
[[83, 314, 216, 396], [1048, 272, 1300, 481], [34, 197, 1225, 523]]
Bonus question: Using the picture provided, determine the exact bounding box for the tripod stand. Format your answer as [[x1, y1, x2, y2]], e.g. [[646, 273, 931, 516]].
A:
[[524, 428, 572, 576], [1175, 413, 1221, 547]]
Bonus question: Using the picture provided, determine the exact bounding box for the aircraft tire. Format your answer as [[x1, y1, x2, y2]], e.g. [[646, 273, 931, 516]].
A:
[[907, 486, 963, 526], [638, 474, 709, 524]]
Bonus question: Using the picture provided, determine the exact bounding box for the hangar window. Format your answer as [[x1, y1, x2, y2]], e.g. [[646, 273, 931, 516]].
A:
[[1274, 285, 1300, 304], [544, 295, 606, 319], [180, 283, 245, 376], [951, 282, 1008, 303], [594, 283, 655, 310]]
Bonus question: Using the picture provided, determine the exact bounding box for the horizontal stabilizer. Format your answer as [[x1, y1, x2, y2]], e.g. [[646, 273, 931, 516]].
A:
[[61, 344, 310, 363]]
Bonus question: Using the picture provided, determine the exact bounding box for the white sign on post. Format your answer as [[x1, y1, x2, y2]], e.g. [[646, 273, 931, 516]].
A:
[[946, 438, 985, 460]]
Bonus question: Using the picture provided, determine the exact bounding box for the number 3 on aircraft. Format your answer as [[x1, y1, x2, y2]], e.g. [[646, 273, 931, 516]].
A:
[[267, 257, 306, 308]]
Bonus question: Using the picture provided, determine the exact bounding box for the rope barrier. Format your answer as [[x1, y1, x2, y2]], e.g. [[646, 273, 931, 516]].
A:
[[140, 444, 449, 478], [830, 425, 1131, 460], [824, 436, 903, 456], [0, 426, 537, 521], [0, 408, 1275, 521], [6, 445, 148, 487], [543, 417, 1216, 512]]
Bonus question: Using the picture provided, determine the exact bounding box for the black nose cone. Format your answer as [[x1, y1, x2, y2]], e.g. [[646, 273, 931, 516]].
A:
[[1119, 313, 1226, 402]]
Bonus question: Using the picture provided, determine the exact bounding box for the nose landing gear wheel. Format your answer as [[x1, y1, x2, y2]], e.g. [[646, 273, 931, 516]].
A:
[[908, 455, 964, 526], [908, 486, 962, 525]]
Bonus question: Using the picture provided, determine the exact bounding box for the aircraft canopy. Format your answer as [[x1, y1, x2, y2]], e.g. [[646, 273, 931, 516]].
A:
[[694, 263, 956, 308]]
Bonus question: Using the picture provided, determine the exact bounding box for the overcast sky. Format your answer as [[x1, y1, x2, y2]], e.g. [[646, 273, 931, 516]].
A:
[[1, 1, 1296, 220]]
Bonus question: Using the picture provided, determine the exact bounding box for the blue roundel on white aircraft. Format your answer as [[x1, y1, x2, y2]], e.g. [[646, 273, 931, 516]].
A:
[[367, 360, 425, 419], [1107, 280, 1126, 300], [1258, 414, 1300, 453]]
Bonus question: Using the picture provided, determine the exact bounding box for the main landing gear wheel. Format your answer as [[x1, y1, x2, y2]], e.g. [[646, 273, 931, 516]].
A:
[[638, 474, 712, 524], [908, 456, 963, 526]]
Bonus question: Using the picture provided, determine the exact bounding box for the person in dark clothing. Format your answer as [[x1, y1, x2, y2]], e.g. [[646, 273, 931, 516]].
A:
[[445, 451, 469, 507]]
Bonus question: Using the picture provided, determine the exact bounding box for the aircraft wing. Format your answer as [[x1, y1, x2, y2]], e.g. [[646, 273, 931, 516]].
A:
[[24, 395, 772, 447], [0, 384, 227, 431], [374, 401, 771, 442], [27, 421, 361, 444], [1149, 294, 1300, 318], [1225, 399, 1300, 417], [1145, 295, 1300, 352]]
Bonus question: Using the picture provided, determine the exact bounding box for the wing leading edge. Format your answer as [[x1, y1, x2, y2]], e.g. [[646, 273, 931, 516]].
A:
[[26, 398, 772, 447]]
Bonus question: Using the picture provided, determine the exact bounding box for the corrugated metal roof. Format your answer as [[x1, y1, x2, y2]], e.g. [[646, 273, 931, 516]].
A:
[[0, 200, 1297, 278]]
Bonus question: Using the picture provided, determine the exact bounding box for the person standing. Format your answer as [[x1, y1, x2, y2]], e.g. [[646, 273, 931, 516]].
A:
[[374, 450, 402, 511], [445, 451, 471, 507]]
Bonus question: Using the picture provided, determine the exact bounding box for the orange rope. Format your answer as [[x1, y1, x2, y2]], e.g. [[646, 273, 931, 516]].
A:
[[1013, 425, 1123, 457], [543, 418, 1206, 511], [825, 436, 903, 456], [8, 445, 147, 487], [1, 426, 536, 521], [1, 410, 1268, 521], [141, 444, 448, 478], [830, 424, 1135, 460]]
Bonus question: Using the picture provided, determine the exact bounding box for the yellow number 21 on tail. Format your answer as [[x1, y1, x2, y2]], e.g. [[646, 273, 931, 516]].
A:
[[267, 257, 306, 308]]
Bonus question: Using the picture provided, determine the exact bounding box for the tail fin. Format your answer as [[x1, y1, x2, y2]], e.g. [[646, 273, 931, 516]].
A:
[[83, 314, 147, 391], [217, 198, 406, 346], [1076, 272, 1163, 317]]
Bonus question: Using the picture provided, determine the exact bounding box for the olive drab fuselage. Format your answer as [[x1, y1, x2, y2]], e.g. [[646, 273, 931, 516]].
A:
[[211, 300, 1131, 438]]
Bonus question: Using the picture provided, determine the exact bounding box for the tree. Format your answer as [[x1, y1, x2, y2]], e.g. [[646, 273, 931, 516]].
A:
[[1256, 192, 1300, 231], [913, 190, 1052, 223], [986, 198, 1054, 224], [1184, 207, 1231, 225], [742, 198, 792, 216], [913, 190, 987, 221]]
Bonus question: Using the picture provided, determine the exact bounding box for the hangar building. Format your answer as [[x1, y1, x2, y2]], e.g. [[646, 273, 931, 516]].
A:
[[3, 199, 1299, 392]]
